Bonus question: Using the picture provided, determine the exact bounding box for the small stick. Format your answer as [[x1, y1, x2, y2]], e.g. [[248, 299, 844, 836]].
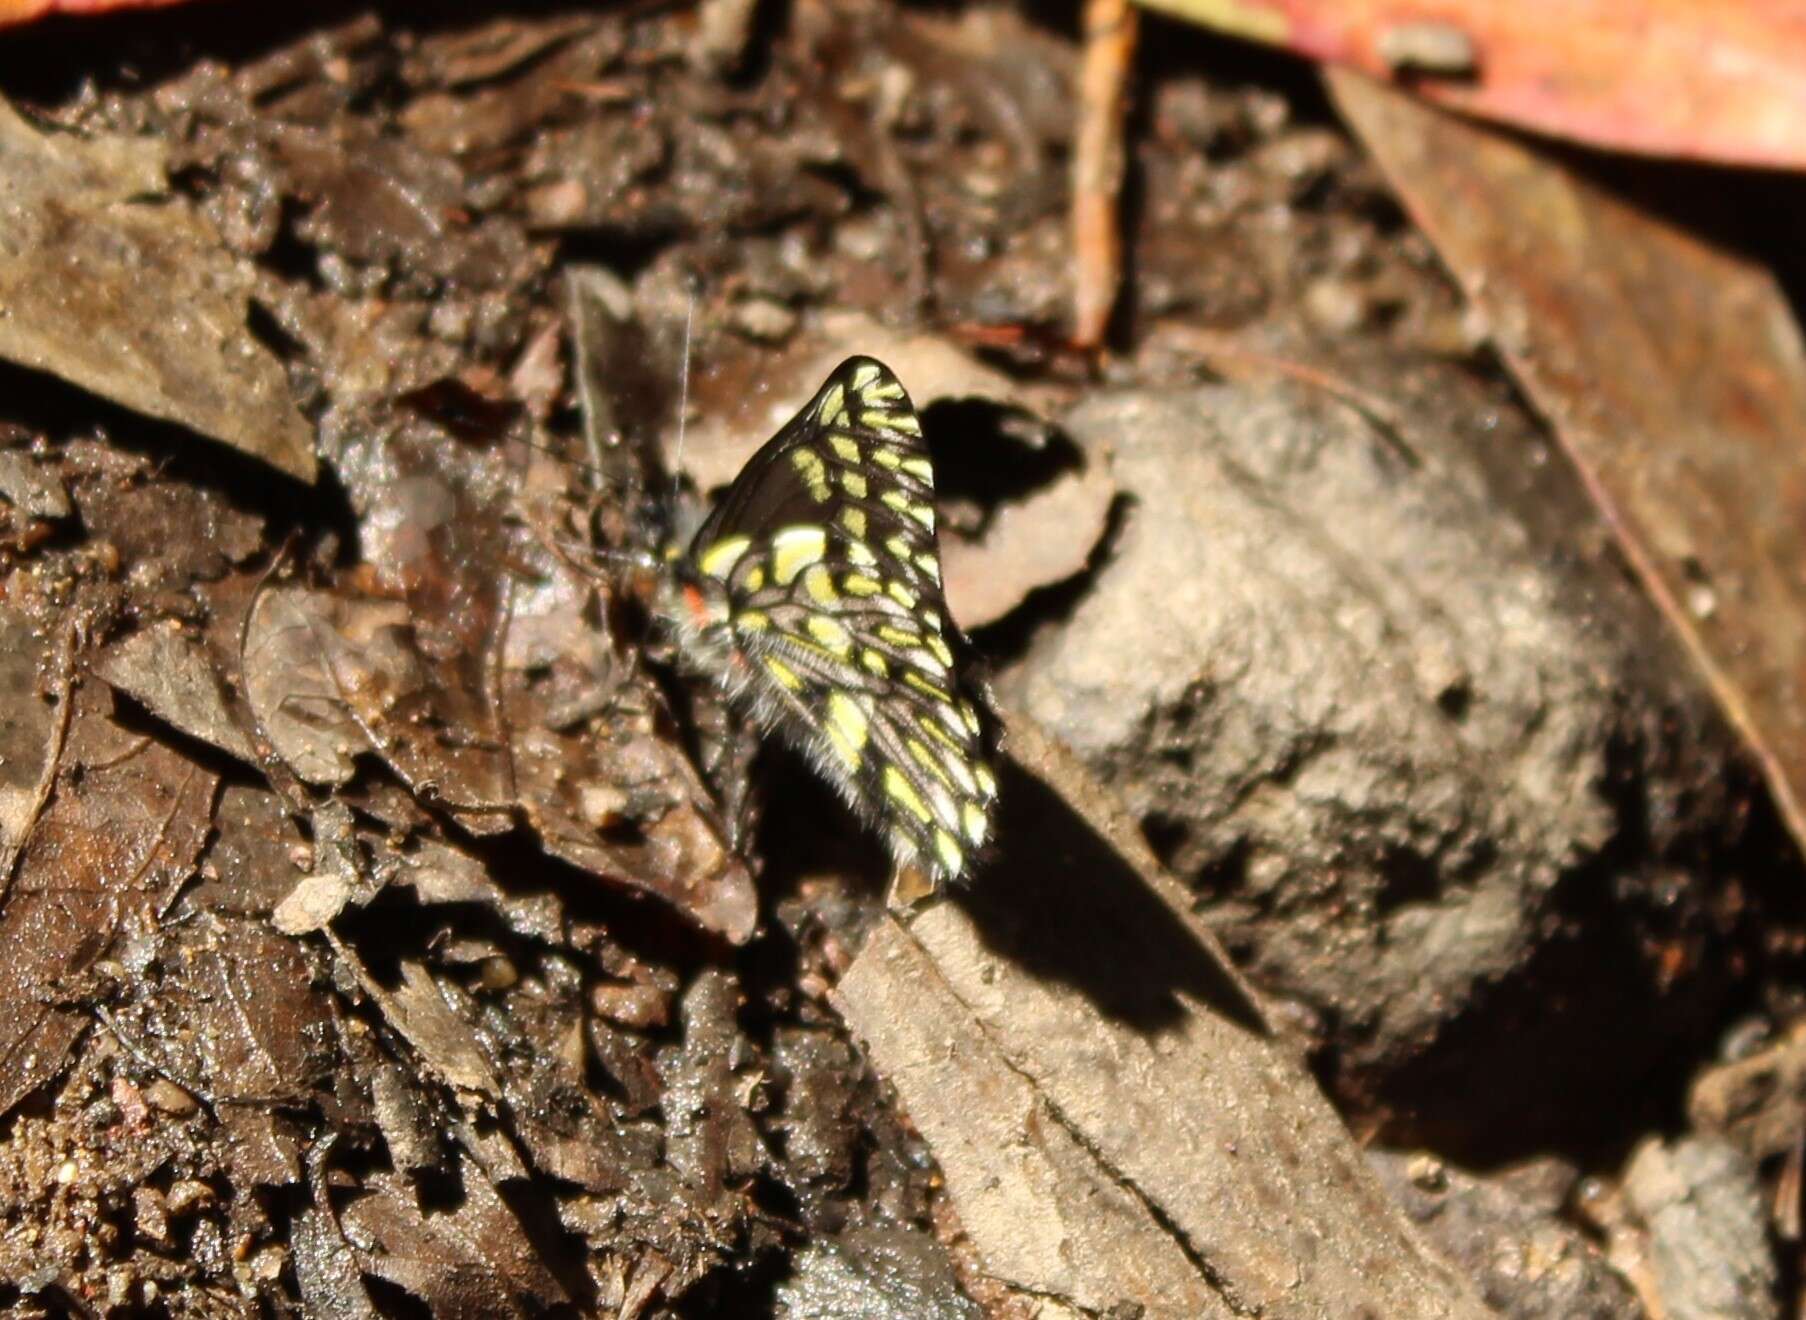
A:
[[1071, 0, 1138, 349]]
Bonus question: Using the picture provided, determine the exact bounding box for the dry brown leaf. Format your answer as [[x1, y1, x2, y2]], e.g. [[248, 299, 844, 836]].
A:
[[940, 455, 1115, 629], [0, 96, 314, 478], [96, 619, 259, 764], [0, 685, 216, 1118], [340, 1163, 569, 1316], [1329, 71, 1806, 865], [1141, 0, 1806, 167]]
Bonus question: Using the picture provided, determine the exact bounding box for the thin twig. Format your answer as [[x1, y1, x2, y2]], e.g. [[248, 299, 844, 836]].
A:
[[1071, 0, 1137, 349]]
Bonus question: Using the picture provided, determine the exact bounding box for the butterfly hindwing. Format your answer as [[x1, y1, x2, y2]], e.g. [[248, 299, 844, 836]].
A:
[[672, 356, 997, 885]]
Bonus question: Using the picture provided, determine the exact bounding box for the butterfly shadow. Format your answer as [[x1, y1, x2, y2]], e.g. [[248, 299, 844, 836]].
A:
[[947, 756, 1269, 1039]]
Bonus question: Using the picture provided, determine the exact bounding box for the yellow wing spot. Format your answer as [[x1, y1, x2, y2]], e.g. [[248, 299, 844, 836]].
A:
[[697, 535, 751, 579], [828, 434, 861, 463], [938, 704, 967, 742], [880, 489, 933, 530], [933, 829, 963, 876], [843, 573, 882, 597], [884, 535, 915, 564], [962, 802, 987, 844], [818, 383, 847, 426], [871, 447, 904, 470], [921, 609, 941, 630], [851, 362, 881, 390], [805, 614, 852, 653], [960, 701, 982, 735], [790, 449, 831, 501], [876, 623, 921, 647], [883, 765, 932, 823], [763, 656, 803, 691], [802, 563, 839, 606], [860, 648, 889, 677], [772, 526, 827, 584], [915, 552, 940, 578], [908, 739, 953, 787], [735, 610, 770, 632], [881, 491, 939, 530], [926, 634, 954, 668], [744, 565, 767, 592], [845, 537, 878, 566], [824, 725, 860, 772], [886, 580, 918, 609], [904, 670, 952, 702], [868, 380, 905, 401], [828, 692, 870, 753], [862, 409, 917, 433], [901, 456, 934, 480], [840, 469, 868, 499], [785, 635, 856, 669], [974, 763, 997, 797]]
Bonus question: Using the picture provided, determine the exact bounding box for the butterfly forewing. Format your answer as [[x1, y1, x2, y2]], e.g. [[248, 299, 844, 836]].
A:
[[673, 356, 997, 885]]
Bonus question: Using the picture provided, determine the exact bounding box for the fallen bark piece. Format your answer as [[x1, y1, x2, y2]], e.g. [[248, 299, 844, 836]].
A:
[[837, 918, 1237, 1318], [938, 450, 1115, 630], [835, 712, 1492, 1319]]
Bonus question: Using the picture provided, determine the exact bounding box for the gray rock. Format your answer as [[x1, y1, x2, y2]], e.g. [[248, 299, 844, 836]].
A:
[[1371, 1151, 1640, 1319], [1621, 1136, 1777, 1320], [1004, 381, 1726, 1088], [775, 1226, 982, 1320]]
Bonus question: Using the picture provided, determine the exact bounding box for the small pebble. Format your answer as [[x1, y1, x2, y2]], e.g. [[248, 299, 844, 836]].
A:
[[730, 295, 798, 344]]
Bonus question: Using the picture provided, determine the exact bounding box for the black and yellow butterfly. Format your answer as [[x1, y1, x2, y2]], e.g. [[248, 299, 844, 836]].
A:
[[657, 356, 997, 887]]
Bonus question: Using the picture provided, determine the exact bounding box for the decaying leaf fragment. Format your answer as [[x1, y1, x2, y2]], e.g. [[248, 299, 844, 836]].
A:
[[0, 96, 314, 479], [96, 618, 259, 764], [0, 604, 63, 884], [0, 684, 216, 1120], [243, 581, 757, 940]]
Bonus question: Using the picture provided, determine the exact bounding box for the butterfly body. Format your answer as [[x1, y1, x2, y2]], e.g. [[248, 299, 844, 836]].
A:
[[658, 356, 997, 887]]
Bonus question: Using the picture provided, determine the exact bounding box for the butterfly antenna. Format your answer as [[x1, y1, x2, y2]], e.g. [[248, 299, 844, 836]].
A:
[[670, 288, 696, 505]]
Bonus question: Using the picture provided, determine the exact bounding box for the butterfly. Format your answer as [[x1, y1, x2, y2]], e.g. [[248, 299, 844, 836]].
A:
[[656, 356, 998, 888]]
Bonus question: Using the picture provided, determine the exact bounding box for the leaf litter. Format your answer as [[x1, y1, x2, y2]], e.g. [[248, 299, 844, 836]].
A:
[[0, 2, 1797, 1316]]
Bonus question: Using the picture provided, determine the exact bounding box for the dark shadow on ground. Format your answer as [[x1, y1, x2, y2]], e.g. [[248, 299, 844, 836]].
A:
[[952, 754, 1268, 1038]]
